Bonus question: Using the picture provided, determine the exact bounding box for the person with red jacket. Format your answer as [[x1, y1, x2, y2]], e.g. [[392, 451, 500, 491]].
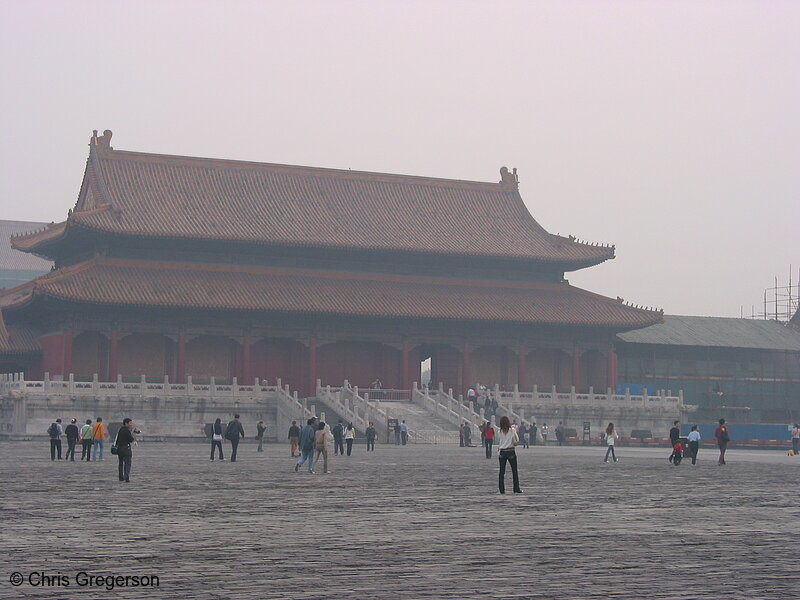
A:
[[483, 421, 495, 459], [715, 418, 730, 465]]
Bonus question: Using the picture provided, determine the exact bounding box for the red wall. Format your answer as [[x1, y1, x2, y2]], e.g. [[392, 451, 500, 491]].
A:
[[317, 341, 402, 389], [251, 338, 308, 392], [39, 333, 66, 379]]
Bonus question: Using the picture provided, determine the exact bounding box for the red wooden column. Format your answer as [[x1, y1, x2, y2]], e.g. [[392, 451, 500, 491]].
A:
[[308, 338, 318, 397], [176, 333, 186, 384], [606, 349, 618, 391], [571, 347, 582, 391], [62, 330, 73, 379], [401, 342, 410, 390], [242, 335, 252, 385], [461, 344, 471, 400], [108, 330, 119, 381], [517, 345, 527, 391]]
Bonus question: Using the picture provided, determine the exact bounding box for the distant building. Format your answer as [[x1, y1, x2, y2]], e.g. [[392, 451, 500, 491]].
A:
[[617, 315, 800, 423], [0, 221, 52, 289]]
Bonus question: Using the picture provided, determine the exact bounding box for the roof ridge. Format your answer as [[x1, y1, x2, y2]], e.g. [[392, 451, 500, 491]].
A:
[[91, 257, 580, 289], [97, 147, 512, 192]]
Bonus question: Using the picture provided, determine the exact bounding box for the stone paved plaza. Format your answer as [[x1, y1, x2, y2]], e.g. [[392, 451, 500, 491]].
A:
[[1, 439, 798, 600]]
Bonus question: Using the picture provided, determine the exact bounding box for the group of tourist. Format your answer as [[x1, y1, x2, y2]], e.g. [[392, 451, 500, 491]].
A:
[[46, 415, 139, 481], [46, 416, 109, 462], [291, 417, 376, 474]]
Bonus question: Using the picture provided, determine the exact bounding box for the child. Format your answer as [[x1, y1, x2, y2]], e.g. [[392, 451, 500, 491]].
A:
[[670, 441, 683, 465]]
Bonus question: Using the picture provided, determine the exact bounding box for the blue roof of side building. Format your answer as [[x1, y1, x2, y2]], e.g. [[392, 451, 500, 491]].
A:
[[616, 315, 800, 352], [0, 221, 52, 287]]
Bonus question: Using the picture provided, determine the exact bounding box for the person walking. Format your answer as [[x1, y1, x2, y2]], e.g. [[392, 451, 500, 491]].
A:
[[603, 422, 619, 463], [256, 421, 266, 452], [687, 425, 701, 465], [332, 420, 345, 456], [400, 420, 408, 445], [541, 423, 549, 445], [496, 416, 522, 494], [225, 414, 245, 462], [791, 423, 800, 456], [459, 423, 465, 447], [530, 422, 538, 446], [715, 418, 730, 465], [295, 417, 317, 473], [520, 423, 530, 449], [288, 420, 300, 457], [394, 422, 401, 445], [79, 419, 94, 461], [91, 417, 106, 461], [314, 421, 331, 474], [47, 418, 63, 461], [668, 420, 681, 463], [344, 422, 356, 456], [114, 418, 140, 482], [366, 422, 377, 451], [210, 418, 225, 461], [64, 418, 79, 461], [483, 421, 495, 459], [463, 422, 472, 447]]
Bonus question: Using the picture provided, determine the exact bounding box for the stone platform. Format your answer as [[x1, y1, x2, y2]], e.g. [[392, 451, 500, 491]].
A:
[[0, 440, 797, 599]]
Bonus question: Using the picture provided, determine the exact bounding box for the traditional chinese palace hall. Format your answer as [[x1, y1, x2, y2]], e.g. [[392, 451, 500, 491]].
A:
[[0, 131, 662, 398]]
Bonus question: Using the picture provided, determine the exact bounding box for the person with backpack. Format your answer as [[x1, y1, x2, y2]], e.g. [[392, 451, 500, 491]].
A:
[[715, 418, 730, 465], [256, 421, 266, 452], [64, 418, 80, 461], [78, 419, 93, 461], [91, 417, 106, 461], [47, 419, 63, 460], [225, 414, 245, 462], [332, 420, 345, 456], [295, 417, 318, 473], [210, 418, 224, 461]]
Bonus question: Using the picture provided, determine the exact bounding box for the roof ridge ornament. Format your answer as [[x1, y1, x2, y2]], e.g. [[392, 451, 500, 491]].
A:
[[89, 129, 113, 150], [499, 166, 519, 188]]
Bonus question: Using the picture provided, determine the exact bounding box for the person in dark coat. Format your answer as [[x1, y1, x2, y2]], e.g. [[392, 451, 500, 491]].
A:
[[225, 414, 245, 462], [365, 422, 377, 451], [64, 418, 80, 461], [668, 420, 681, 463], [114, 417, 140, 482]]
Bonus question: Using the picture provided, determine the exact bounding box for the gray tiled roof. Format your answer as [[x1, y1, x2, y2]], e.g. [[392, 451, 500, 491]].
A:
[[617, 315, 800, 352], [0, 220, 52, 273]]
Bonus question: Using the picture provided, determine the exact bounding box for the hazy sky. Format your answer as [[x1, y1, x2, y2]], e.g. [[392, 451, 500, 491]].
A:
[[1, 0, 797, 317]]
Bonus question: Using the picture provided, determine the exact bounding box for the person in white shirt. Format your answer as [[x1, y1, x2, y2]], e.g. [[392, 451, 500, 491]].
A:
[[791, 424, 800, 456], [496, 416, 522, 494], [603, 422, 619, 463], [687, 425, 701, 465]]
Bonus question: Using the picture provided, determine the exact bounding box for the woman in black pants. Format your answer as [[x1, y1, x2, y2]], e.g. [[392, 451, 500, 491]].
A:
[[496, 416, 522, 494], [210, 418, 224, 461]]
